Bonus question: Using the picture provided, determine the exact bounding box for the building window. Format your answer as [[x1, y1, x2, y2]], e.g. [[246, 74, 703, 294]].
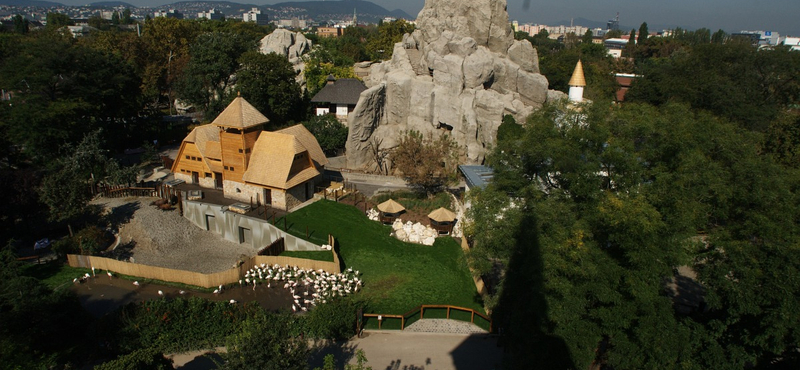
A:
[[224, 166, 229, 170], [185, 155, 190, 159], [230, 167, 235, 171], [205, 173, 211, 177]]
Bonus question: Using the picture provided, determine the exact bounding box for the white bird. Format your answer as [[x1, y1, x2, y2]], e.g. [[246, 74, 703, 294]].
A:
[[133, 281, 140, 286], [239, 279, 243, 286], [179, 290, 186, 295], [213, 289, 220, 294], [301, 307, 307, 311], [84, 273, 91, 278], [292, 304, 297, 312], [218, 284, 223, 292], [229, 299, 237, 304], [73, 278, 78, 283], [158, 290, 164, 297], [107, 271, 113, 278]]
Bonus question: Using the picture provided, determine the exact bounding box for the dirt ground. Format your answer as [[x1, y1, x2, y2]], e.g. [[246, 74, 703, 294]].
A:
[[92, 197, 255, 274]]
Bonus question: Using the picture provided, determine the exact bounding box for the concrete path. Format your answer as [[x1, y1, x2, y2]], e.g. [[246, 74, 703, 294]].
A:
[[327, 331, 504, 370], [404, 319, 488, 335]]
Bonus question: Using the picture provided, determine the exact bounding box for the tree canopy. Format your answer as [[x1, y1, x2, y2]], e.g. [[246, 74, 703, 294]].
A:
[[468, 101, 800, 369]]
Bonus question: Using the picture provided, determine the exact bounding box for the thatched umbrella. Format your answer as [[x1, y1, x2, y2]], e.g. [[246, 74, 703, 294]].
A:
[[377, 199, 406, 214], [428, 207, 456, 223]]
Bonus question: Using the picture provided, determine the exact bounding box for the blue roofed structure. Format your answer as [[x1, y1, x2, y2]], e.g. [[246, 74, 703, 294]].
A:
[[459, 165, 494, 191]]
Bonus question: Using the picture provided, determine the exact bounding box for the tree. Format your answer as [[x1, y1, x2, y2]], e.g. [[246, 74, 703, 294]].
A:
[[711, 29, 727, 44], [12, 14, 28, 34], [637, 22, 649, 45], [94, 348, 173, 370], [111, 11, 120, 25], [389, 131, 460, 196], [581, 29, 593, 44], [176, 31, 255, 119], [222, 314, 308, 370], [469, 101, 800, 369], [45, 12, 73, 29], [365, 19, 415, 60], [140, 17, 199, 112], [605, 29, 623, 39], [236, 50, 305, 125], [624, 29, 636, 57], [122, 8, 132, 25], [302, 114, 348, 156]]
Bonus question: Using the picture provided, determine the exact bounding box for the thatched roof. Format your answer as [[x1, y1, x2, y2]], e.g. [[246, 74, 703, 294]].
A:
[[377, 199, 405, 214], [212, 95, 269, 129], [276, 124, 329, 167], [242, 132, 320, 189], [182, 124, 221, 172], [428, 207, 456, 223]]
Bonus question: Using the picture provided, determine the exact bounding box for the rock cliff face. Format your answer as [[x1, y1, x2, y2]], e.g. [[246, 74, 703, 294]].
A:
[[346, 0, 563, 169], [259, 29, 311, 88]]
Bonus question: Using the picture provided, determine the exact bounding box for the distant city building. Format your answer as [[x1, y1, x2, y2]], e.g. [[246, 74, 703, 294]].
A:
[[614, 73, 640, 102], [604, 38, 629, 58], [275, 17, 307, 29], [66, 25, 95, 37], [100, 11, 114, 20], [198, 9, 223, 21], [317, 26, 342, 38], [607, 13, 620, 31], [154, 9, 183, 19], [243, 8, 268, 25], [383, 17, 397, 23], [733, 30, 781, 46], [782, 36, 800, 51]]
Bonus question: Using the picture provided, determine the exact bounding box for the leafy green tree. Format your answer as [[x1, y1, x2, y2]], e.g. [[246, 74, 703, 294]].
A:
[[389, 130, 461, 196], [302, 114, 349, 156], [624, 29, 636, 57], [176, 31, 256, 119], [637, 22, 649, 44], [140, 17, 199, 112], [12, 14, 28, 34], [122, 8, 132, 25], [303, 45, 357, 96], [470, 101, 800, 369], [94, 348, 173, 370], [711, 29, 727, 44], [236, 50, 305, 125], [223, 314, 308, 370], [366, 19, 415, 60], [46, 12, 73, 29], [605, 29, 623, 39], [581, 29, 593, 44], [111, 11, 120, 25]]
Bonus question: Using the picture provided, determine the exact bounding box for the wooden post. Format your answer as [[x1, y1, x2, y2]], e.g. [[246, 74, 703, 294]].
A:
[[471, 311, 475, 323], [420, 307, 424, 320], [447, 307, 451, 319]]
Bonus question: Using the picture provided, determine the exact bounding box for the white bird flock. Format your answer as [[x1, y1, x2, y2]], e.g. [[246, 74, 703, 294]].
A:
[[243, 264, 362, 313]]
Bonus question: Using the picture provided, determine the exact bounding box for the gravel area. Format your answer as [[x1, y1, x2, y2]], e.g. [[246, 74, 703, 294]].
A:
[[92, 197, 256, 274]]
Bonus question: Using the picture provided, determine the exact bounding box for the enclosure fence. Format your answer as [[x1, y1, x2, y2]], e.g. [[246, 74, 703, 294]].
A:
[[67, 235, 340, 289], [363, 304, 492, 333]]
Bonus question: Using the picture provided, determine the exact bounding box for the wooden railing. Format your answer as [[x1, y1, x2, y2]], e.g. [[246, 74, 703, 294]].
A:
[[363, 304, 492, 332]]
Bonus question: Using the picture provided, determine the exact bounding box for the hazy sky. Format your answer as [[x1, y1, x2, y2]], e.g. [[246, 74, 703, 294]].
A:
[[64, 0, 799, 36]]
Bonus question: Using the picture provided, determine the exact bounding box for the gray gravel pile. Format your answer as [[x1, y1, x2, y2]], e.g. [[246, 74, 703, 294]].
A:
[[92, 197, 256, 274]]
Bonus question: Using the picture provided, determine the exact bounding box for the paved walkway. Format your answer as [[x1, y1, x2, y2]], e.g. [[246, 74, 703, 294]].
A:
[[404, 319, 488, 334]]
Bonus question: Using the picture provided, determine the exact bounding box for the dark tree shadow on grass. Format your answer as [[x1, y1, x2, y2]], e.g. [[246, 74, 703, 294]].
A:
[[491, 211, 577, 369]]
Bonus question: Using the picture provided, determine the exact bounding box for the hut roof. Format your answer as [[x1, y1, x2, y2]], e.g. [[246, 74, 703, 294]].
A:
[[428, 207, 457, 223], [568, 60, 586, 87], [212, 95, 269, 129], [276, 124, 329, 167], [310, 78, 367, 105], [242, 131, 320, 189], [377, 199, 406, 214]]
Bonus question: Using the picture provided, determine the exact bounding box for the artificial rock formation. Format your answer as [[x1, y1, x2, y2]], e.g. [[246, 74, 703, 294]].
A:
[[259, 29, 312, 88], [346, 0, 563, 169]]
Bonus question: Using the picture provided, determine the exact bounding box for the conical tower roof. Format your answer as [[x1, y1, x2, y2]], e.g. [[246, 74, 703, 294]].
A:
[[568, 60, 586, 87], [212, 94, 269, 129]]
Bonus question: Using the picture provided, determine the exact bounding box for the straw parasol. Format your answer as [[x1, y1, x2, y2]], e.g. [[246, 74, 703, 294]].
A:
[[377, 199, 406, 214], [428, 207, 457, 223]]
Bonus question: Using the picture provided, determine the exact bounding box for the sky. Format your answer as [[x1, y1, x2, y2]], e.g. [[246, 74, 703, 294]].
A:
[[64, 0, 799, 36]]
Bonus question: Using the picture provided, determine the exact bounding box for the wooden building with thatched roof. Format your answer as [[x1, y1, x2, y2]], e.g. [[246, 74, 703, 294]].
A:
[[171, 95, 328, 210]]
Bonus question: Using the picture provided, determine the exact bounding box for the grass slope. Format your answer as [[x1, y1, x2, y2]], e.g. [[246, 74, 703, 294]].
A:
[[285, 200, 482, 315]]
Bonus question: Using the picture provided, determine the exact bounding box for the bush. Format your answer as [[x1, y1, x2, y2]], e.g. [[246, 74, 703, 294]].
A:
[[302, 297, 364, 340], [94, 348, 173, 370], [74, 225, 113, 255], [107, 297, 262, 354], [222, 313, 308, 370]]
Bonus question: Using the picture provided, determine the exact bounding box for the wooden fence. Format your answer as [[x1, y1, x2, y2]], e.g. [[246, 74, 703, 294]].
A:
[[67, 235, 340, 288], [363, 304, 492, 332]]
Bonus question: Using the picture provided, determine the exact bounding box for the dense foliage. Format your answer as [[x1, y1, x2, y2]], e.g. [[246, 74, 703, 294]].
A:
[[468, 99, 800, 369], [302, 114, 349, 156], [389, 131, 461, 196]]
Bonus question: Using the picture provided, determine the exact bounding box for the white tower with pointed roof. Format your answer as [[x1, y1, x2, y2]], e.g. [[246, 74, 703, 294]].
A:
[[568, 60, 586, 103]]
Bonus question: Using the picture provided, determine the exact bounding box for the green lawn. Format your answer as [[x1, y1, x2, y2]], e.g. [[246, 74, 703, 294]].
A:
[[284, 200, 483, 315], [22, 261, 91, 290]]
